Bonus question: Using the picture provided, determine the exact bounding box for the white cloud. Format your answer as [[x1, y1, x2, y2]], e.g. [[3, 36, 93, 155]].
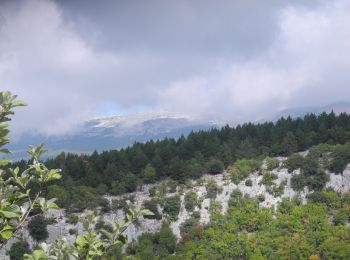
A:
[[0, 0, 120, 136], [1, 0, 350, 138], [158, 0, 350, 123]]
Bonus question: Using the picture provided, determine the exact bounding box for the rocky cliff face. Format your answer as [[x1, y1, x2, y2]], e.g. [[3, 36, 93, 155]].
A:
[[2, 156, 350, 257]]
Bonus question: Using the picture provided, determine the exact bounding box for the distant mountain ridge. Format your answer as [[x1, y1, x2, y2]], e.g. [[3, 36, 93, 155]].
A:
[[272, 101, 350, 121], [9, 102, 350, 159], [9, 112, 222, 159]]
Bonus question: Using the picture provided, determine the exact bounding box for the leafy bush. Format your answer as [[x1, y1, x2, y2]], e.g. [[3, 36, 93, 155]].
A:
[[328, 143, 350, 174], [110, 172, 138, 194], [289, 153, 329, 191], [184, 158, 205, 179], [333, 209, 349, 225], [260, 172, 278, 186], [8, 240, 31, 260], [206, 180, 223, 199], [284, 154, 306, 173], [305, 169, 329, 191], [265, 157, 279, 170], [155, 223, 177, 256], [163, 195, 181, 220], [28, 215, 49, 241], [207, 158, 224, 175], [142, 164, 157, 184], [291, 174, 306, 191], [68, 185, 106, 212], [209, 200, 223, 215], [228, 189, 243, 207], [184, 191, 199, 211], [129, 223, 176, 258], [270, 181, 286, 197], [46, 185, 70, 208], [307, 191, 341, 209], [228, 159, 261, 184], [309, 143, 338, 157], [167, 180, 178, 193], [342, 191, 350, 205]]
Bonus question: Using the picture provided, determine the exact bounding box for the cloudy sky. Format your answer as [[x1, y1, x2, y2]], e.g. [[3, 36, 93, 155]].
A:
[[1, 0, 350, 138]]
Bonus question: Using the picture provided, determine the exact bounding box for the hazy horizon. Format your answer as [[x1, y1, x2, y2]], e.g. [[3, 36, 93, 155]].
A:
[[1, 0, 350, 138]]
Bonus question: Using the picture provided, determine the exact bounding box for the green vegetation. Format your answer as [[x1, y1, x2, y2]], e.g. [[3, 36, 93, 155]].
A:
[[284, 153, 306, 173], [260, 172, 278, 186], [0, 92, 61, 245], [8, 240, 31, 260], [168, 193, 350, 259], [227, 159, 261, 184], [9, 111, 350, 211], [142, 164, 156, 183], [163, 195, 181, 221], [268, 181, 286, 197], [184, 191, 199, 211], [127, 222, 177, 259], [0, 92, 152, 259], [327, 143, 350, 173], [5, 91, 350, 258], [265, 157, 279, 170], [307, 190, 341, 209], [115, 191, 350, 259], [205, 179, 223, 199], [28, 216, 49, 241], [206, 158, 224, 174], [288, 152, 329, 191], [143, 199, 162, 220], [66, 213, 79, 224], [209, 200, 223, 218]]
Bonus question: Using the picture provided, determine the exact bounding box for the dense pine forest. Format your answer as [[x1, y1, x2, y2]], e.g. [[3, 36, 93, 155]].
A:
[[12, 111, 350, 211]]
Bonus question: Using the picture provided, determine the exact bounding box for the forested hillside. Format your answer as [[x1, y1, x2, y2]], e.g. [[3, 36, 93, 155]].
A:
[[4, 111, 350, 259], [12, 111, 350, 212]]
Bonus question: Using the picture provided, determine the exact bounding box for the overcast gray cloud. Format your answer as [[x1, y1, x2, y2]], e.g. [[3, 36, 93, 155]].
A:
[[1, 0, 350, 138]]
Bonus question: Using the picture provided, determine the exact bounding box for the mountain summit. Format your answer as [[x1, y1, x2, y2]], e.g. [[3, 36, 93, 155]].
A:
[[10, 112, 222, 158]]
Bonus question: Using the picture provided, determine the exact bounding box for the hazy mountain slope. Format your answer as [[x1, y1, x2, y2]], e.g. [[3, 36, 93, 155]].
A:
[[9, 113, 222, 159], [272, 101, 350, 120]]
